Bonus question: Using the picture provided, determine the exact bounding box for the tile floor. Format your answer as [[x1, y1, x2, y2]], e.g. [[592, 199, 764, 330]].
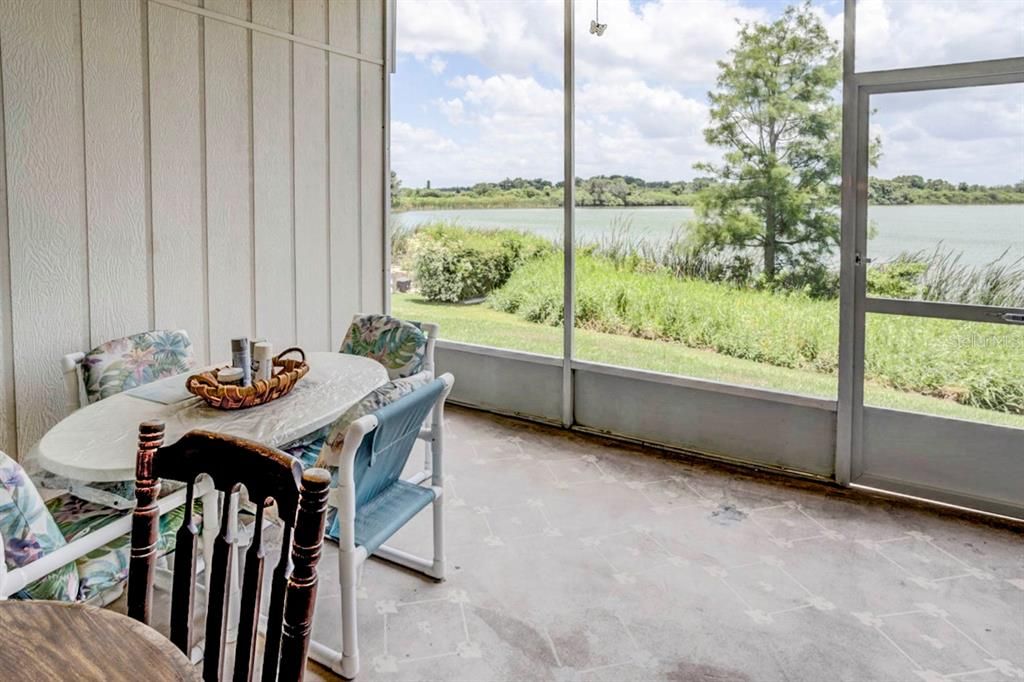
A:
[[125, 406, 1024, 681]]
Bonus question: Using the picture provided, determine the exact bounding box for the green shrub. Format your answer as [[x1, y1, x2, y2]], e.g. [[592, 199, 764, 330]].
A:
[[410, 223, 553, 303], [868, 257, 927, 299], [865, 249, 1023, 308], [490, 251, 1024, 414]]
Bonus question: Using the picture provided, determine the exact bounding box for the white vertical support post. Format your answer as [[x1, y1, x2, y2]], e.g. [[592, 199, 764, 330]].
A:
[[200, 485, 218, 595], [226, 490, 241, 642], [561, 0, 575, 428], [835, 0, 863, 486], [383, 0, 395, 314], [430, 391, 446, 579]]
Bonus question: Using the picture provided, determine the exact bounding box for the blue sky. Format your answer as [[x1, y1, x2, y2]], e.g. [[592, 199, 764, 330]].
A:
[[392, 0, 1024, 188]]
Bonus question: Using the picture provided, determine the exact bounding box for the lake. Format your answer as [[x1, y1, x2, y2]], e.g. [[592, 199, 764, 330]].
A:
[[393, 205, 1024, 267]]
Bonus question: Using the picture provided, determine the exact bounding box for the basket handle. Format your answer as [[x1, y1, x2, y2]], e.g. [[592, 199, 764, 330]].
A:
[[188, 373, 221, 388], [274, 346, 306, 363]]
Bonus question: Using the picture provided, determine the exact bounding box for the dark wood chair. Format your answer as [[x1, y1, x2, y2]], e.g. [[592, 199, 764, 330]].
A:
[[127, 420, 331, 682]]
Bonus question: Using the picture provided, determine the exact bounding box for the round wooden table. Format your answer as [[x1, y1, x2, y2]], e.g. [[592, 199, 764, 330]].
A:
[[28, 352, 389, 482], [0, 600, 199, 681]]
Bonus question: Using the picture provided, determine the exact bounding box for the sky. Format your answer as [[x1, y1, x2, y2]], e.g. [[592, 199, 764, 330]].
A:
[[391, 0, 1024, 188]]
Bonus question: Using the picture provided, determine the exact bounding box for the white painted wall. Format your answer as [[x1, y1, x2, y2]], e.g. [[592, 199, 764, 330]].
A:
[[0, 0, 388, 458]]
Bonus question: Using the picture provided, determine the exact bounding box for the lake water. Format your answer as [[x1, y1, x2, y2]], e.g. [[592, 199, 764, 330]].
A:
[[394, 205, 1024, 267]]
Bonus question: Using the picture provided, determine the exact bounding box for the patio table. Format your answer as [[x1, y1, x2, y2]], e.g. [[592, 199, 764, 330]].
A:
[[25, 351, 387, 643], [29, 352, 389, 482]]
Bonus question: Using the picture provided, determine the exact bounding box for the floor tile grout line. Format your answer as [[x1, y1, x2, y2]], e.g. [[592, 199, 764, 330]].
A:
[[942, 615, 996, 659], [540, 625, 562, 668], [927, 536, 975, 570], [873, 625, 924, 671]]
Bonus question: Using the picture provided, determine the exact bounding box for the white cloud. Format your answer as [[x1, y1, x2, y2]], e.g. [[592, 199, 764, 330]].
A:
[[429, 56, 447, 75], [437, 97, 464, 124], [394, 0, 488, 58], [393, 0, 1024, 187], [396, 73, 714, 186], [450, 74, 562, 120], [397, 0, 563, 77], [397, 0, 766, 86], [871, 85, 1024, 184], [408, 74, 564, 186], [854, 0, 1024, 71], [391, 120, 457, 152], [573, 0, 767, 86]]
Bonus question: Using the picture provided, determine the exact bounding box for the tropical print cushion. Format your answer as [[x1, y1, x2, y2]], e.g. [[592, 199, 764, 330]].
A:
[[82, 329, 195, 404], [1, 451, 80, 601], [283, 427, 331, 472], [340, 315, 428, 380], [46, 494, 194, 602]]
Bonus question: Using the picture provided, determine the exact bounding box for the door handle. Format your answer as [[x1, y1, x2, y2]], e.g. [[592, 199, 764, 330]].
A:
[[1000, 312, 1024, 324]]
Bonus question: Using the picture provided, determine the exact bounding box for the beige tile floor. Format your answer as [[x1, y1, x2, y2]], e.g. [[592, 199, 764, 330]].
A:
[[122, 406, 1024, 681]]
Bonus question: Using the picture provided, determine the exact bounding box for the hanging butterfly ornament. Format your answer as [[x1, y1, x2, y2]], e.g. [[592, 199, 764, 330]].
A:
[[590, 0, 607, 36]]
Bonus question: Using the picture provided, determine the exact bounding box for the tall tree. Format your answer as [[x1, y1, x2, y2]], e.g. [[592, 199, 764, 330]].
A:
[[692, 3, 844, 280]]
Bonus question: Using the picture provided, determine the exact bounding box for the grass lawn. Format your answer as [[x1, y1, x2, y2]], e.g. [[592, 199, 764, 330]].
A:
[[393, 293, 1024, 429]]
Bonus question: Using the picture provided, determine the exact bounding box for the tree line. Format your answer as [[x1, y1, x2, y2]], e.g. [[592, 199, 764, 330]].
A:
[[393, 172, 1024, 211]]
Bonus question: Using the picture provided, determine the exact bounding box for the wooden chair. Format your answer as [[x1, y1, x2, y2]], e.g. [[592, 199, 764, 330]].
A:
[[127, 421, 331, 682]]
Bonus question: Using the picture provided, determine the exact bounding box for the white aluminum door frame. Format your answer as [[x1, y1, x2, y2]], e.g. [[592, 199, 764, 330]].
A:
[[834, 2, 1024, 485]]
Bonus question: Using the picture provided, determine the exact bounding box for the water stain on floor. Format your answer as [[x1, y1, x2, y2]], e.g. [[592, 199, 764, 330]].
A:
[[665, 660, 752, 681], [710, 503, 747, 525]]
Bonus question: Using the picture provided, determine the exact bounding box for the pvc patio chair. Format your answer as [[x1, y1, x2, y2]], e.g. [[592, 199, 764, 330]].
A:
[[61, 328, 196, 414], [339, 313, 439, 380], [0, 447, 210, 606], [54, 329, 196, 509], [326, 313, 441, 484], [307, 373, 455, 679], [33, 329, 214, 607]]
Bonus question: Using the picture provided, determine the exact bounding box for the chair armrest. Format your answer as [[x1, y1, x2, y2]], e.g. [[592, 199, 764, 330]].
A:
[[62, 351, 86, 414], [0, 483, 200, 598]]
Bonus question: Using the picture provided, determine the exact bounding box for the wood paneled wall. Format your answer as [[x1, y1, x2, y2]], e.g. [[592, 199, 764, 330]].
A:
[[0, 0, 388, 458]]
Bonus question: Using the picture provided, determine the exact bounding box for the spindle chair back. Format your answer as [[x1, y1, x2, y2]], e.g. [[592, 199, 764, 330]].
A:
[[127, 421, 330, 682]]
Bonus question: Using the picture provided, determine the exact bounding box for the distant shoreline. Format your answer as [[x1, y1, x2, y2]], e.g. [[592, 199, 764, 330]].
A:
[[393, 201, 1024, 212]]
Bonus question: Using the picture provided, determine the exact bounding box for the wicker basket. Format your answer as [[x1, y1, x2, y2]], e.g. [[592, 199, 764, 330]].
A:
[[186, 347, 310, 410]]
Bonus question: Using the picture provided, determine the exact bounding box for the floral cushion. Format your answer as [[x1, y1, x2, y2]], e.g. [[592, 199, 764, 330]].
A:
[[82, 329, 195, 404], [339, 315, 428, 380], [1, 451, 80, 601], [283, 427, 331, 472], [46, 494, 193, 602]]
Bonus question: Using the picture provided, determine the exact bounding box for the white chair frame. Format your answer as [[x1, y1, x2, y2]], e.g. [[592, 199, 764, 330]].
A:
[[0, 478, 218, 605], [15, 348, 218, 607], [307, 373, 454, 679], [61, 350, 87, 414], [57, 351, 146, 510]]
